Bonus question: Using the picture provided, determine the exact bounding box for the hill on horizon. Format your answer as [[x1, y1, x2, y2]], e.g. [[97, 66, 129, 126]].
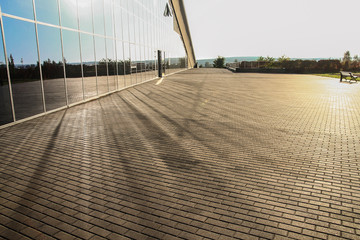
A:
[[197, 56, 341, 67]]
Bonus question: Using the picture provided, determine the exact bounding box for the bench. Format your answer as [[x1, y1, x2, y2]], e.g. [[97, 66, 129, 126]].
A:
[[340, 71, 358, 82]]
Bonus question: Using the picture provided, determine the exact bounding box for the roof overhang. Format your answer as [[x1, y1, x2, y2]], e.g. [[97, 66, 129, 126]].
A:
[[170, 0, 196, 68]]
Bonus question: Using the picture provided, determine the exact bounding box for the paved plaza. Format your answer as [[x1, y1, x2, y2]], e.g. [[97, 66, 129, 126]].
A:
[[0, 68, 360, 239]]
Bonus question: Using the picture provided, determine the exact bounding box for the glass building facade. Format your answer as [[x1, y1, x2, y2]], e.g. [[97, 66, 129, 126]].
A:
[[0, 0, 189, 126]]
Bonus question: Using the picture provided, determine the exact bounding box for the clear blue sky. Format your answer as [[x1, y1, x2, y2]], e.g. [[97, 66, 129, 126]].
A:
[[183, 0, 360, 60]]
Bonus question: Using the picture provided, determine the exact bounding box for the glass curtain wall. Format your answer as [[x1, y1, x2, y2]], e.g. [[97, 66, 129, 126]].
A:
[[0, 0, 188, 126]]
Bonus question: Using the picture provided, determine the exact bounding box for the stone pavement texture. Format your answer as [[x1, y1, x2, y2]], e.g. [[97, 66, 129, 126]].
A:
[[0, 68, 360, 240]]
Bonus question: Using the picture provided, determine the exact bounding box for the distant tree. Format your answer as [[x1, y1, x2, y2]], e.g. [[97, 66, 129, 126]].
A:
[[354, 55, 359, 62], [257, 56, 265, 61], [343, 51, 351, 62], [199, 64, 203, 68], [352, 54, 359, 70], [265, 56, 275, 68], [234, 59, 238, 63], [278, 55, 290, 63], [205, 62, 211, 68], [9, 54, 14, 65], [213, 56, 225, 68], [342, 51, 351, 70]]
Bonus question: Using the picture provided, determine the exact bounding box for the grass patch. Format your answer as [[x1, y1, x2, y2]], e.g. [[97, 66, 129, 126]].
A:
[[315, 73, 340, 79], [315, 73, 360, 81]]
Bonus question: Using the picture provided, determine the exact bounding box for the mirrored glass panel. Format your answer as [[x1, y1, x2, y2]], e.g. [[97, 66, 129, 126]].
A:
[[62, 29, 83, 104], [138, 45, 144, 82], [93, 0, 105, 35], [126, 0, 134, 15], [114, 2, 122, 41], [35, 0, 59, 25], [78, 0, 93, 33], [116, 40, 125, 89], [94, 36, 108, 94], [0, 30, 13, 125], [0, 0, 34, 20], [128, 14, 135, 43], [104, 0, 114, 37], [134, 16, 140, 44], [106, 38, 116, 91], [130, 44, 137, 84], [59, 0, 78, 30], [38, 25, 66, 111], [80, 33, 97, 98], [121, 3, 129, 42], [123, 42, 131, 86], [3, 17, 43, 120], [145, 47, 153, 80]]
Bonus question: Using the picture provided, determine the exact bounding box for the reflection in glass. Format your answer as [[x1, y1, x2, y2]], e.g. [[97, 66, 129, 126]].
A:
[[104, 0, 114, 37], [3, 17, 43, 120], [80, 33, 97, 98], [62, 30, 83, 104], [106, 38, 116, 91], [0, 0, 34, 20], [116, 40, 125, 89], [0, 30, 13, 125], [94, 36, 108, 94], [130, 44, 137, 84], [145, 47, 153, 80], [134, 16, 140, 44], [114, 2, 122, 41], [38, 25, 66, 111], [123, 42, 131, 86], [35, 0, 59, 25], [59, 0, 78, 30], [78, 0, 93, 33], [121, 2, 129, 42], [129, 14, 135, 43], [140, 45, 145, 82], [93, 0, 105, 35], [138, 15, 144, 46]]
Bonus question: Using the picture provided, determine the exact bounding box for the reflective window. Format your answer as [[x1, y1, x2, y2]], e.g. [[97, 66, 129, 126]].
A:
[[0, 0, 190, 126], [134, 16, 140, 44], [116, 40, 125, 88], [123, 42, 131, 86], [80, 33, 97, 98], [93, 0, 105, 35], [138, 45, 144, 82], [106, 38, 116, 91], [78, 0, 93, 33], [138, 19, 145, 46], [130, 44, 139, 84], [126, 0, 134, 15], [121, 5, 129, 42], [38, 25, 66, 111], [59, 0, 78, 30], [0, 30, 13, 124], [128, 14, 135, 43], [104, 0, 114, 37], [35, 0, 59, 25], [114, 2, 122, 41], [3, 17, 43, 120], [0, 0, 34, 20], [94, 36, 108, 94], [62, 29, 83, 104]]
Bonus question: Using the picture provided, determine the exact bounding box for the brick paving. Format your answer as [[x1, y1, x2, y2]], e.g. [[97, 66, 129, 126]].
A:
[[1, 68, 360, 239]]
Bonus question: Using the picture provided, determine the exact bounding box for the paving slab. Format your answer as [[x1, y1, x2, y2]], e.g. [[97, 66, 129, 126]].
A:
[[0, 68, 360, 239]]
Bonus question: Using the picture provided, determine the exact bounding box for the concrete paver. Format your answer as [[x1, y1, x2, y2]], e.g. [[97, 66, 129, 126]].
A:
[[0, 68, 360, 239]]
